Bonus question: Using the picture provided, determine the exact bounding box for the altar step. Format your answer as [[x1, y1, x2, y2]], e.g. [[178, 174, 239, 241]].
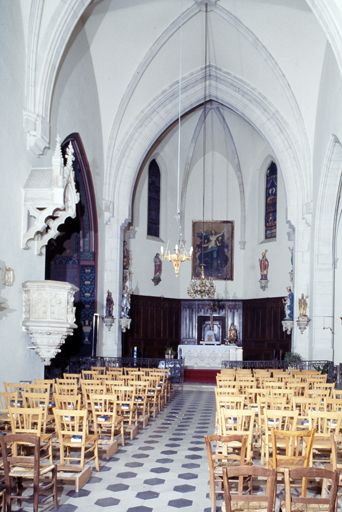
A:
[[184, 368, 219, 384]]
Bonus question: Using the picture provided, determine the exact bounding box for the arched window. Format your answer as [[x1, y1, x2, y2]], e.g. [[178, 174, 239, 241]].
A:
[[265, 161, 277, 239], [147, 159, 160, 238]]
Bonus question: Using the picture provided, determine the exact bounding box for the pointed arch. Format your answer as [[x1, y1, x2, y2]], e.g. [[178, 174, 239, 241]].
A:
[[105, 65, 305, 232], [46, 133, 98, 356], [179, 101, 246, 248]]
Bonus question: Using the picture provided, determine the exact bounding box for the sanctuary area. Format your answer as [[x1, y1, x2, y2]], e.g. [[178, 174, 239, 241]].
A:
[[1, 0, 342, 383]]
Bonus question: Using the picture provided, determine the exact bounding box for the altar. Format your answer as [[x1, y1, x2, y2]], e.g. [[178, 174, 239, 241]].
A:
[[177, 344, 243, 369]]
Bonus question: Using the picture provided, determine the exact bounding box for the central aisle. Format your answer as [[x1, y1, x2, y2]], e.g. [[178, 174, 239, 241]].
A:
[[57, 385, 216, 512]]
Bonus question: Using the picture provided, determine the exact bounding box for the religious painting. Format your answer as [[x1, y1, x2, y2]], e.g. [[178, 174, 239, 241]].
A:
[[192, 221, 234, 280]]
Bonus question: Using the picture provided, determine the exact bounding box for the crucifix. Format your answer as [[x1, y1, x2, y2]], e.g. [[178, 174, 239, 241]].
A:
[[205, 301, 218, 329]]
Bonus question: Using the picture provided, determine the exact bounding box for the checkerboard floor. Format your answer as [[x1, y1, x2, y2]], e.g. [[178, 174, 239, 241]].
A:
[[43, 385, 216, 512]]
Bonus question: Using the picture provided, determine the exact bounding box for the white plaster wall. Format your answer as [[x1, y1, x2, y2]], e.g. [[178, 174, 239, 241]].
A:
[[225, 0, 327, 153], [129, 105, 291, 302], [0, 1, 45, 387], [312, 43, 342, 362], [49, 15, 107, 354]]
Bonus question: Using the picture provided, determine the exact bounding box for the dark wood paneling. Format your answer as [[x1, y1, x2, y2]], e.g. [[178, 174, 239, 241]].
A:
[[124, 295, 290, 361], [242, 297, 291, 361], [123, 295, 181, 358]]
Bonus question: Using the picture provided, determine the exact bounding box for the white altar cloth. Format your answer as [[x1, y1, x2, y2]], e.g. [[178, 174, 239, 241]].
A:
[[177, 344, 243, 369]]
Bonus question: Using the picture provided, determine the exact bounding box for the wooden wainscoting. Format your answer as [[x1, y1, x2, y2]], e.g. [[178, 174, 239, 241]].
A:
[[242, 297, 291, 361], [123, 295, 181, 359], [123, 295, 290, 361]]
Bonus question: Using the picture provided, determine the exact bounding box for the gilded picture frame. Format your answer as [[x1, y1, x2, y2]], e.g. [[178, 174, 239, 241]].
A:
[[192, 220, 234, 281]]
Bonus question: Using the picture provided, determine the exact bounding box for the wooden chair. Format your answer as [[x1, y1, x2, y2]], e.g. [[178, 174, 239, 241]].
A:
[[270, 428, 315, 495], [0, 391, 19, 431], [144, 378, 161, 417], [8, 406, 53, 463], [3, 383, 28, 395], [292, 396, 322, 426], [27, 382, 53, 397], [91, 367, 106, 375], [0, 433, 58, 512], [286, 382, 309, 397], [262, 409, 299, 466], [53, 408, 100, 471], [215, 392, 245, 434], [280, 467, 338, 512], [324, 433, 342, 495], [107, 368, 124, 377], [324, 398, 342, 412], [21, 391, 54, 433], [128, 381, 150, 425], [308, 410, 342, 465], [62, 374, 81, 386], [205, 434, 248, 512], [54, 382, 78, 396], [113, 386, 138, 433], [53, 394, 82, 410], [220, 409, 255, 462], [222, 465, 277, 512], [90, 394, 125, 453], [81, 383, 106, 417], [256, 395, 286, 452], [270, 389, 294, 406], [81, 370, 98, 380]]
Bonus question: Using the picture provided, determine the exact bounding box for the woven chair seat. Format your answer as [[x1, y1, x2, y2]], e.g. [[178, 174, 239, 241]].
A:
[[222, 501, 270, 511], [9, 463, 55, 478], [282, 504, 330, 512]]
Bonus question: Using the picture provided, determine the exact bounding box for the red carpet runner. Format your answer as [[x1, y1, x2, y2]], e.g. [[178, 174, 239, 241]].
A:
[[184, 368, 219, 384]]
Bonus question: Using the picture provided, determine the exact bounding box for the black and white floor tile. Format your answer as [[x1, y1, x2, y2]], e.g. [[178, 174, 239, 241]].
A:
[[48, 385, 216, 512]]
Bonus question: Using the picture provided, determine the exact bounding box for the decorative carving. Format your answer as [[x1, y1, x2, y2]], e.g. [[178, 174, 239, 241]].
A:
[[22, 280, 78, 365], [282, 319, 294, 335], [119, 318, 132, 333], [2, 267, 14, 286], [195, 0, 219, 11], [22, 138, 80, 255]]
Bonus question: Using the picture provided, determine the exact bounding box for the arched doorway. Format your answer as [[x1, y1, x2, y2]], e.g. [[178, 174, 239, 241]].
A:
[[45, 133, 98, 358]]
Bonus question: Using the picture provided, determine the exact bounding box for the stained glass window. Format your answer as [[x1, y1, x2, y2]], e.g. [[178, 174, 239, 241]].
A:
[[265, 161, 277, 239], [147, 159, 160, 238]]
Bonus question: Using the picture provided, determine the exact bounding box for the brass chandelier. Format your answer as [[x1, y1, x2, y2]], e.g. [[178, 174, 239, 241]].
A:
[[161, 0, 192, 278], [187, 3, 216, 300], [161, 240, 192, 278]]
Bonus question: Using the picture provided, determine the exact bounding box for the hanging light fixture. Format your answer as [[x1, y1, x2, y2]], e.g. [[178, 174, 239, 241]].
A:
[[187, 3, 216, 300], [161, 0, 192, 278]]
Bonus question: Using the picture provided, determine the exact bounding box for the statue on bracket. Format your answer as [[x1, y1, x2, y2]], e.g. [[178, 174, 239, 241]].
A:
[[282, 286, 294, 335], [283, 286, 294, 320], [152, 253, 162, 286], [106, 290, 114, 317], [259, 249, 269, 291], [297, 294, 310, 334]]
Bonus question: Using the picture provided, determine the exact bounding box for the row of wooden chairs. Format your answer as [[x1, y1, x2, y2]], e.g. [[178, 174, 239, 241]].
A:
[[205, 432, 339, 512], [0, 368, 173, 511]]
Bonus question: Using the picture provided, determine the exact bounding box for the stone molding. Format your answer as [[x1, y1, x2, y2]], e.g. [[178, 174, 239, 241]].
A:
[[22, 140, 79, 255]]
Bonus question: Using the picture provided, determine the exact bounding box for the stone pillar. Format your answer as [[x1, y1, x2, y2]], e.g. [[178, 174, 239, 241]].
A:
[[101, 217, 124, 357]]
